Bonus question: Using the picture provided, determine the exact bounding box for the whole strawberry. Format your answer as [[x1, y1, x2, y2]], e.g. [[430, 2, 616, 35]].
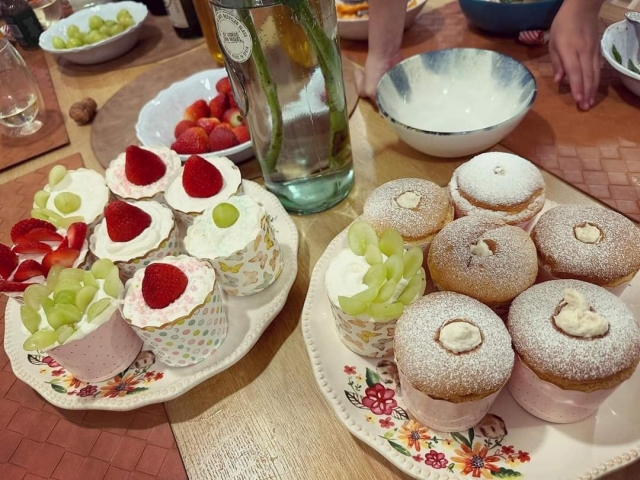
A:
[[209, 128, 239, 152], [182, 155, 223, 198], [174, 120, 196, 140], [125, 145, 167, 186], [208, 94, 229, 121], [171, 127, 210, 155], [232, 125, 250, 144], [184, 100, 210, 122], [142, 263, 188, 309], [104, 201, 152, 242], [196, 117, 221, 135], [216, 77, 232, 95]]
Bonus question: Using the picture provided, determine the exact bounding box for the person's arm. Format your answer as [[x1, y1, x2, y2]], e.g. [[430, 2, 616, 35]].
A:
[[549, 0, 605, 111], [355, 0, 407, 99]]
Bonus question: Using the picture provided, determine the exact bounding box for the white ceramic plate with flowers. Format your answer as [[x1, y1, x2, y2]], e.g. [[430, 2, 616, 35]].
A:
[[4, 181, 298, 411], [302, 223, 640, 480]]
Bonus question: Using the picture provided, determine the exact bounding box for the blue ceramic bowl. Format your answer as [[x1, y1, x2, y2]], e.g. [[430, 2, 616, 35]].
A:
[[458, 0, 563, 36]]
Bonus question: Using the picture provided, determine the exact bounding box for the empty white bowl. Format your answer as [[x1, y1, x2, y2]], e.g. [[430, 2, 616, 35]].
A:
[[337, 0, 428, 41], [376, 48, 537, 158], [136, 69, 253, 164], [601, 19, 640, 98], [39, 2, 147, 65]]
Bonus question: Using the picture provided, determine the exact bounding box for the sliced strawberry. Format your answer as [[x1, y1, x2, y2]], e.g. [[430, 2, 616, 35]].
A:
[[208, 94, 229, 121], [209, 127, 239, 152], [0, 244, 18, 280], [171, 127, 210, 155], [142, 263, 188, 309], [13, 240, 52, 255], [13, 260, 44, 282], [11, 218, 56, 244], [0, 279, 29, 292], [66, 222, 87, 251], [41, 248, 80, 275], [125, 145, 167, 186], [182, 155, 223, 198], [23, 228, 63, 242], [184, 99, 210, 122], [104, 201, 152, 242], [228, 92, 238, 109], [174, 119, 196, 140], [215, 77, 232, 95], [222, 108, 243, 127], [232, 125, 250, 144], [57, 238, 69, 251], [196, 117, 221, 135]]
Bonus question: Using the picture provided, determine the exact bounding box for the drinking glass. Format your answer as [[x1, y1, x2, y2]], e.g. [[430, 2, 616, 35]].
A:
[[29, 0, 62, 30], [0, 38, 44, 137]]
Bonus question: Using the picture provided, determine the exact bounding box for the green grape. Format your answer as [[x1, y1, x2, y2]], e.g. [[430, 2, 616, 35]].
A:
[[212, 203, 240, 228], [364, 244, 383, 265], [75, 285, 98, 312], [88, 15, 105, 30], [20, 305, 41, 334], [402, 247, 423, 279], [80, 32, 92, 44], [98, 24, 110, 35], [347, 221, 379, 256], [338, 296, 367, 316], [67, 37, 84, 48], [117, 9, 132, 22], [351, 286, 379, 304], [53, 279, 82, 294], [91, 258, 114, 279], [48, 165, 67, 187], [104, 267, 122, 298], [38, 208, 62, 223], [108, 24, 125, 36], [374, 278, 396, 304], [87, 30, 102, 43], [58, 268, 85, 283], [53, 192, 81, 214], [52, 36, 66, 49], [397, 269, 426, 305], [46, 308, 70, 329], [83, 271, 98, 288], [67, 24, 80, 37], [23, 284, 50, 311], [368, 302, 404, 322], [95, 33, 108, 42], [23, 330, 57, 351], [54, 304, 83, 323], [105, 20, 117, 27], [57, 216, 84, 229], [87, 298, 112, 322], [31, 209, 51, 222], [46, 264, 64, 291], [121, 17, 135, 28], [34, 190, 50, 209], [363, 263, 385, 289], [379, 229, 404, 258], [384, 254, 403, 282], [56, 325, 76, 344], [41, 297, 55, 316], [54, 289, 76, 305]]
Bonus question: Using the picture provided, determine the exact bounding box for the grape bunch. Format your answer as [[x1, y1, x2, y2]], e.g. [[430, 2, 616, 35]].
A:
[[338, 221, 427, 321], [52, 9, 136, 50], [32, 165, 84, 229], [21, 259, 122, 351]]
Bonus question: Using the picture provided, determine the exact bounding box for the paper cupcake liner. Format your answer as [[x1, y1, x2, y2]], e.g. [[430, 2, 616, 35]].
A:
[[211, 214, 284, 296], [398, 368, 501, 432], [507, 355, 616, 424], [47, 309, 143, 383], [537, 263, 631, 297], [127, 282, 228, 367], [330, 301, 396, 358], [169, 183, 245, 230], [112, 191, 167, 205]]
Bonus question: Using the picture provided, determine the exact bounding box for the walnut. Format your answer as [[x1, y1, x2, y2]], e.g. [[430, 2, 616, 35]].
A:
[[69, 97, 98, 125]]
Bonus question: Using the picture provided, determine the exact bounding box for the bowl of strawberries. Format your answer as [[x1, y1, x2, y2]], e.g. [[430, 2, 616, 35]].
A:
[[135, 69, 253, 164]]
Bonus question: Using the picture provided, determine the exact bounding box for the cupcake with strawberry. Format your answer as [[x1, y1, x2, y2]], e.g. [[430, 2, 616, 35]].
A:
[[164, 154, 242, 227], [122, 255, 227, 367], [90, 200, 181, 281], [105, 145, 181, 203]]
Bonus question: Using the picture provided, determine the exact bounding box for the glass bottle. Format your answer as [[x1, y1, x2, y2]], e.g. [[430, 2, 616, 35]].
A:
[[0, 0, 44, 49], [163, 0, 202, 38]]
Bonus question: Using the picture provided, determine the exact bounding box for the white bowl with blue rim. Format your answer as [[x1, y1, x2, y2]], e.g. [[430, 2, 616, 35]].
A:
[[601, 18, 640, 98], [376, 48, 537, 158]]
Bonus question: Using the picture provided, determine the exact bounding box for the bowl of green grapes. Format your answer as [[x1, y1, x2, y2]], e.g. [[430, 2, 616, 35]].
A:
[[39, 1, 148, 65]]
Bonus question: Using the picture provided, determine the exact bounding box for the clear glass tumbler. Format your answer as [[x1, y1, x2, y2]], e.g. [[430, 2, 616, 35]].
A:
[[29, 0, 62, 30]]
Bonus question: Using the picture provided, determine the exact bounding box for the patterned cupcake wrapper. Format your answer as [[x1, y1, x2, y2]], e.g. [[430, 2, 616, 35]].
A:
[[170, 183, 245, 230], [127, 281, 228, 367], [210, 214, 284, 296]]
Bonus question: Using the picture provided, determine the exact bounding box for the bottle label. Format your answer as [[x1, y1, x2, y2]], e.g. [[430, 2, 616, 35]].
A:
[[214, 10, 252, 63], [164, 0, 189, 29]]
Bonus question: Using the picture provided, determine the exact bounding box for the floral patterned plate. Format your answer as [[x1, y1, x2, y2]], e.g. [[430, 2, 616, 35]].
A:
[[302, 225, 640, 480], [4, 181, 299, 411]]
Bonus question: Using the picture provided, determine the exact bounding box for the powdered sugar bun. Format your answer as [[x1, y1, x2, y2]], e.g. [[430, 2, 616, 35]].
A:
[[531, 205, 640, 287], [449, 152, 546, 226], [362, 178, 453, 246], [394, 292, 514, 403], [508, 280, 640, 392], [427, 217, 538, 306]]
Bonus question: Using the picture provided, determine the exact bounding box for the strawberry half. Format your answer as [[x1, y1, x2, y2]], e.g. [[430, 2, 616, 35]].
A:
[[209, 127, 239, 152], [216, 77, 232, 95], [11, 218, 56, 244], [184, 99, 210, 122], [208, 94, 229, 121], [232, 125, 250, 144], [142, 263, 188, 309], [125, 145, 167, 186], [42, 248, 80, 275], [13, 260, 44, 282], [171, 127, 210, 155], [66, 222, 87, 251], [174, 119, 196, 140], [196, 117, 221, 135], [13, 240, 52, 255], [0, 244, 18, 280], [182, 155, 223, 198], [104, 201, 152, 242], [23, 228, 63, 242], [222, 108, 243, 128], [0, 279, 29, 292]]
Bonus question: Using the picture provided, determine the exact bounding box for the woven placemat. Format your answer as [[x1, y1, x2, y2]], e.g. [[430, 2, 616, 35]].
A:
[[0, 47, 69, 172]]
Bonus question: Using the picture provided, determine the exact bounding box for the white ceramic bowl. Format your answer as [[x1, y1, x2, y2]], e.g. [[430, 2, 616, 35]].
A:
[[601, 19, 640, 98], [376, 48, 537, 158], [336, 0, 428, 41], [136, 69, 253, 164], [39, 2, 147, 65]]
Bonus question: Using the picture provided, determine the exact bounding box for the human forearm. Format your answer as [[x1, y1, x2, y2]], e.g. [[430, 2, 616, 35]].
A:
[[559, 0, 605, 15], [367, 0, 406, 59]]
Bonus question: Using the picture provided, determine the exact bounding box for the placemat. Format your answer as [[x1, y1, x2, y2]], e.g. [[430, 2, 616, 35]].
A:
[[0, 47, 69, 172], [57, 14, 204, 73], [0, 154, 187, 480]]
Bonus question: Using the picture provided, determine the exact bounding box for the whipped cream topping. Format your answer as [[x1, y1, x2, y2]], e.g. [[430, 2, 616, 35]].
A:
[[123, 255, 215, 329], [164, 156, 242, 214], [184, 195, 262, 259], [574, 222, 602, 244], [554, 288, 609, 338], [470, 239, 493, 257], [105, 147, 181, 200], [91, 201, 174, 262], [42, 169, 110, 225], [395, 191, 422, 209], [438, 320, 483, 353]]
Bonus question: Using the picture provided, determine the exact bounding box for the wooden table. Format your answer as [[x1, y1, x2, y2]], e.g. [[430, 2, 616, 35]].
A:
[[1, 1, 638, 479]]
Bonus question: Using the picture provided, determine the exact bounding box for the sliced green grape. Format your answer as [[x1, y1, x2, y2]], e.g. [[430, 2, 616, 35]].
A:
[[402, 247, 423, 279], [34, 190, 50, 209], [108, 24, 125, 36], [53, 192, 81, 214], [52, 36, 66, 49], [66, 24, 80, 37], [363, 263, 386, 289], [23, 330, 57, 351], [91, 258, 114, 279], [212, 203, 239, 228], [46, 264, 64, 291], [379, 229, 404, 258], [347, 221, 379, 256], [53, 279, 82, 295], [364, 244, 383, 265], [56, 324, 76, 344], [54, 289, 76, 305], [351, 286, 379, 304], [23, 284, 50, 311], [31, 209, 51, 222], [67, 37, 84, 49], [87, 298, 111, 322], [397, 268, 426, 305], [82, 271, 98, 288], [41, 297, 55, 316], [54, 304, 83, 323], [338, 296, 367, 316], [75, 285, 98, 312], [88, 15, 105, 30], [57, 216, 84, 229], [368, 302, 404, 322], [46, 308, 68, 329], [58, 268, 85, 283], [384, 254, 403, 282], [37, 208, 62, 223], [20, 305, 41, 334], [48, 165, 67, 187], [374, 278, 397, 304], [104, 267, 122, 298]]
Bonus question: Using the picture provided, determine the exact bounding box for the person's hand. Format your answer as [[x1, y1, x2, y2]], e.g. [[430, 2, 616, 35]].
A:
[[549, 0, 603, 111], [355, 51, 403, 101]]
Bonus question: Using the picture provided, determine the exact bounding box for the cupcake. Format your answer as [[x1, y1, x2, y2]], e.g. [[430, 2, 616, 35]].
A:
[[362, 178, 453, 252], [165, 154, 242, 227], [531, 205, 640, 294], [122, 255, 227, 367], [20, 259, 142, 382], [325, 221, 426, 357], [184, 196, 283, 296], [507, 280, 640, 423], [428, 216, 538, 308], [90, 200, 181, 281], [105, 145, 181, 203], [449, 152, 546, 228], [394, 292, 514, 432]]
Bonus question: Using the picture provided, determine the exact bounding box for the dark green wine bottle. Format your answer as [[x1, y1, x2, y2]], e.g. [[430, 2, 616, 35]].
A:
[[0, 0, 44, 49]]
